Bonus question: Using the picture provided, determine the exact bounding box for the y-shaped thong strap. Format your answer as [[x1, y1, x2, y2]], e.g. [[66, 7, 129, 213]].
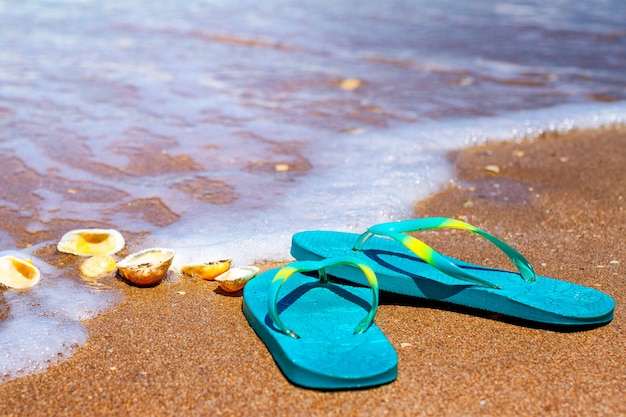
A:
[[267, 256, 379, 339], [352, 217, 536, 289]]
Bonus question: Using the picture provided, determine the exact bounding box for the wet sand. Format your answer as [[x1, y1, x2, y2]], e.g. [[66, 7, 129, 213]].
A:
[[0, 126, 624, 416]]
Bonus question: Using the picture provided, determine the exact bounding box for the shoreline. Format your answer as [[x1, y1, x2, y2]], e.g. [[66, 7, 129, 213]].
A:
[[1, 125, 625, 416]]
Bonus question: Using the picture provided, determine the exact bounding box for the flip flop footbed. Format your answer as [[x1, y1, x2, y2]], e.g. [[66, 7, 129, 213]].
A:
[[291, 231, 615, 326], [242, 269, 397, 389]]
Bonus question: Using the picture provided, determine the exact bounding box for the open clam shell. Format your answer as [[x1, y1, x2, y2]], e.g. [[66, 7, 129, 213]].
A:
[[0, 255, 41, 289], [181, 259, 232, 280], [57, 228, 125, 256], [215, 266, 260, 293], [117, 248, 175, 286]]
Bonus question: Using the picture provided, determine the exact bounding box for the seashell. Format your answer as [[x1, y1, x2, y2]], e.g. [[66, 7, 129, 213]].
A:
[[484, 164, 501, 174], [117, 248, 175, 286], [57, 229, 125, 256], [215, 266, 260, 293], [338, 78, 362, 91], [79, 255, 117, 279], [181, 259, 232, 280], [0, 255, 41, 289]]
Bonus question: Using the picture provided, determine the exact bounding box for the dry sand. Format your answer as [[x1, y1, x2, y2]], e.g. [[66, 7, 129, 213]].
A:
[[0, 126, 624, 416]]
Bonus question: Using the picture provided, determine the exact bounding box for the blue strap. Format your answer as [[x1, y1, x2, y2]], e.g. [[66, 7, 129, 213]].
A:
[[267, 256, 380, 339], [352, 218, 536, 288]]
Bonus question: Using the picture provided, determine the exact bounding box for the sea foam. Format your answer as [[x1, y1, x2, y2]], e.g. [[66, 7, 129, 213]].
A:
[[154, 101, 626, 268]]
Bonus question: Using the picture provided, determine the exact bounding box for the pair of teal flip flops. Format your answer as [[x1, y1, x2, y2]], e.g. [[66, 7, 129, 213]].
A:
[[243, 218, 615, 390]]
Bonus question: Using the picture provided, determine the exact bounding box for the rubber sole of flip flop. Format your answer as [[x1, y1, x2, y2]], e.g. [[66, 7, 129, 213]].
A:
[[291, 231, 615, 327], [242, 268, 398, 390]]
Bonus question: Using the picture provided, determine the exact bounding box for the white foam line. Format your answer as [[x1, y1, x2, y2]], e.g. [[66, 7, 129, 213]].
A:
[[154, 101, 626, 267]]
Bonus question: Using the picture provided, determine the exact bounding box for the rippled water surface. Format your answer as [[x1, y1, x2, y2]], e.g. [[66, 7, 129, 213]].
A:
[[0, 0, 625, 382]]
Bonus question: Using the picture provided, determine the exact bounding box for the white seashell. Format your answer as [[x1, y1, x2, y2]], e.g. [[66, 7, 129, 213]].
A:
[[79, 255, 117, 279], [215, 266, 260, 293], [181, 259, 232, 280], [57, 229, 125, 256], [0, 255, 41, 289], [117, 248, 175, 286]]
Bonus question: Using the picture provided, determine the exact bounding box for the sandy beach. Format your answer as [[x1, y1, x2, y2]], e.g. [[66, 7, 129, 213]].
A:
[[0, 126, 624, 416]]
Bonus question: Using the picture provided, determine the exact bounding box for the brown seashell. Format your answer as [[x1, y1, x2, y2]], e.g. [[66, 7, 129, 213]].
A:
[[215, 266, 260, 293], [181, 259, 232, 280], [117, 248, 175, 286], [0, 255, 41, 289], [57, 228, 125, 256]]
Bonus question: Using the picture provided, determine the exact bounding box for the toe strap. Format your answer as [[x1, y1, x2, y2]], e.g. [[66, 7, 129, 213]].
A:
[[352, 218, 536, 289], [267, 256, 379, 339]]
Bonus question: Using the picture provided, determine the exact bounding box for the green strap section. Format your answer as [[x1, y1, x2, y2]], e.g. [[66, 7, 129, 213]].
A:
[[267, 256, 380, 339], [353, 218, 536, 289]]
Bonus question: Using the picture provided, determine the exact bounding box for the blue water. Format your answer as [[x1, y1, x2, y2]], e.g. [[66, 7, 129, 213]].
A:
[[0, 0, 625, 383]]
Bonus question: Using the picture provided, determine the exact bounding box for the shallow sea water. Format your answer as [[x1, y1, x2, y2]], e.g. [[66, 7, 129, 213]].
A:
[[0, 0, 625, 382]]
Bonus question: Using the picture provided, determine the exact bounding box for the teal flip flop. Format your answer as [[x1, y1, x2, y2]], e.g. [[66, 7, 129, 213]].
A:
[[290, 218, 615, 327], [242, 256, 398, 390]]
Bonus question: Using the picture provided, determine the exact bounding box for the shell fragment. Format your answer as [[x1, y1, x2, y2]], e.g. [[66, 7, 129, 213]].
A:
[[181, 259, 232, 280], [215, 266, 260, 293], [79, 255, 118, 279], [0, 255, 41, 289]]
